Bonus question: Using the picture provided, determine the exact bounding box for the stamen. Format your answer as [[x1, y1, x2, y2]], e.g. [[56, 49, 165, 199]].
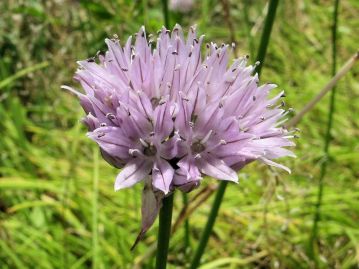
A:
[[139, 138, 149, 147], [201, 130, 213, 144]]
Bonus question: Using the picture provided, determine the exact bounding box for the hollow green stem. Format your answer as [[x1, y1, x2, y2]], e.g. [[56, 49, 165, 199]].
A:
[[182, 192, 190, 251], [189, 1, 280, 268], [189, 181, 228, 269], [155, 193, 174, 269], [255, 0, 279, 76], [161, 0, 170, 29], [309, 0, 340, 260]]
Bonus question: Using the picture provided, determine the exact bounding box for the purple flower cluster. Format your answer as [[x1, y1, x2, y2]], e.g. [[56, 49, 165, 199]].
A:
[[65, 24, 295, 195]]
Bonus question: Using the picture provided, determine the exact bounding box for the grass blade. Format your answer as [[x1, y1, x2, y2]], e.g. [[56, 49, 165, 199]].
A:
[[0, 61, 48, 90], [309, 0, 341, 260], [92, 148, 100, 269]]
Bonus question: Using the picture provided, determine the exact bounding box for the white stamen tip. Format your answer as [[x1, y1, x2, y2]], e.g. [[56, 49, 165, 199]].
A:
[[139, 138, 148, 147], [201, 130, 213, 144], [220, 139, 227, 145]]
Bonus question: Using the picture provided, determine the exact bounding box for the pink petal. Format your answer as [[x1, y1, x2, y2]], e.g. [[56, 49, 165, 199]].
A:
[[114, 159, 152, 191], [152, 158, 175, 194], [197, 154, 238, 182]]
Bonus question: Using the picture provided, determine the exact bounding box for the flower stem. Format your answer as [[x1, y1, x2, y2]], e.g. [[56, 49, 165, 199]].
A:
[[309, 0, 340, 260], [161, 0, 170, 29], [182, 192, 190, 251], [255, 0, 279, 76], [189, 2, 280, 268], [155, 193, 174, 269], [189, 181, 228, 269]]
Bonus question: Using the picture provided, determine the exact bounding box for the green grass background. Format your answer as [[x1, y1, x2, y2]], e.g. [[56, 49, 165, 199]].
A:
[[0, 0, 358, 268]]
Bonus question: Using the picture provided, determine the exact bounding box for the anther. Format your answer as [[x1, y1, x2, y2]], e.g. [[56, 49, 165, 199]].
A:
[[106, 113, 116, 120], [97, 132, 105, 138], [220, 139, 227, 145]]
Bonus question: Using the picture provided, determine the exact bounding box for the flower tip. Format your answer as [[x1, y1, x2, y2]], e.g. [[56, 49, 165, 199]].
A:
[[61, 85, 81, 96], [114, 184, 121, 192]]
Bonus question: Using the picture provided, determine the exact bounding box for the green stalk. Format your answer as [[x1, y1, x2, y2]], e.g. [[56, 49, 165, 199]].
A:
[[182, 192, 190, 251], [189, 1, 280, 268], [309, 0, 340, 260], [155, 3, 175, 268], [155, 193, 174, 269], [161, 0, 191, 255], [189, 181, 228, 269], [244, 0, 255, 58], [161, 0, 170, 29], [142, 0, 148, 25], [255, 0, 279, 76], [92, 148, 99, 269]]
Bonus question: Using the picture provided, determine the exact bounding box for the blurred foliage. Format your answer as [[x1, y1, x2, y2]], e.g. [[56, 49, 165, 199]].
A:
[[0, 0, 358, 268]]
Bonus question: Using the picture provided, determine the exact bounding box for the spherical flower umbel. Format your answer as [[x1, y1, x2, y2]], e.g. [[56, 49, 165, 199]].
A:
[[63, 24, 294, 241]]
